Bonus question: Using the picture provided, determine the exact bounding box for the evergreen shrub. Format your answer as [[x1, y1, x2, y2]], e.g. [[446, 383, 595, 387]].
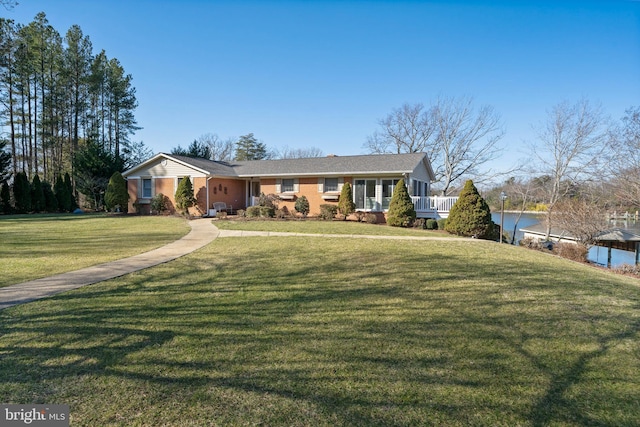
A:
[[1, 181, 11, 214], [64, 173, 77, 210], [295, 195, 310, 217], [319, 204, 338, 220], [175, 176, 196, 215], [55, 175, 71, 212], [151, 193, 169, 214], [364, 213, 378, 224], [338, 182, 355, 219], [42, 181, 58, 212], [104, 171, 129, 212], [444, 179, 496, 239], [13, 172, 31, 213], [31, 175, 45, 213], [425, 219, 438, 230], [386, 178, 416, 227], [246, 206, 261, 218], [259, 206, 275, 218]]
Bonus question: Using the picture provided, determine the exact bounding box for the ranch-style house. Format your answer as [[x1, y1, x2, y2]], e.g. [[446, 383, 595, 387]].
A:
[[122, 152, 458, 219]]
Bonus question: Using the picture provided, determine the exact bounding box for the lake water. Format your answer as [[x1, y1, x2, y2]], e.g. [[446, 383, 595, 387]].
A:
[[491, 212, 637, 268]]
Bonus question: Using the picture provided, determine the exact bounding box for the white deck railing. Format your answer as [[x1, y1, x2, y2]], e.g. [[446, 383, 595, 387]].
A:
[[411, 196, 458, 212], [250, 195, 458, 215]]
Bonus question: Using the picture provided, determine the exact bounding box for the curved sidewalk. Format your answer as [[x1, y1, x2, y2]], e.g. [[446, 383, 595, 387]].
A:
[[0, 218, 220, 311]]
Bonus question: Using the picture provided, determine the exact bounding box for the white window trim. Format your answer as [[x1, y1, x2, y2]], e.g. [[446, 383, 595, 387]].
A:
[[276, 178, 299, 194], [141, 177, 153, 199]]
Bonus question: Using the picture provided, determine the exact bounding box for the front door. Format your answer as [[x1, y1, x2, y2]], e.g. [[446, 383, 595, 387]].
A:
[[250, 181, 260, 206]]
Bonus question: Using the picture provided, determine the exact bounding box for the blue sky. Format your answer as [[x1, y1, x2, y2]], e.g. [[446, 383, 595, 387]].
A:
[[5, 0, 640, 174]]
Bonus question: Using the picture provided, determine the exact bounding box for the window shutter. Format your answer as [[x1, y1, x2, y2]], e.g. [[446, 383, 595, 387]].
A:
[[294, 179, 299, 193], [276, 178, 281, 193], [318, 178, 323, 193], [338, 177, 344, 191]]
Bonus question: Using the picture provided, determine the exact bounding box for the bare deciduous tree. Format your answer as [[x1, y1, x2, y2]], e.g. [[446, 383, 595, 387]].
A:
[[503, 175, 538, 244], [365, 97, 504, 195], [433, 96, 504, 195], [550, 197, 609, 247], [277, 145, 324, 159], [611, 106, 640, 207], [196, 133, 235, 162], [529, 98, 613, 239], [365, 103, 437, 156]]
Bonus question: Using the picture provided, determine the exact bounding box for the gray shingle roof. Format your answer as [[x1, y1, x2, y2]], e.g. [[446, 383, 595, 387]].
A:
[[164, 152, 429, 177], [169, 154, 237, 176], [231, 152, 429, 177]]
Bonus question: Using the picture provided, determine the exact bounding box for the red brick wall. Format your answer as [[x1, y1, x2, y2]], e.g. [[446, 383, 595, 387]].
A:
[[208, 178, 246, 212], [259, 177, 353, 217]]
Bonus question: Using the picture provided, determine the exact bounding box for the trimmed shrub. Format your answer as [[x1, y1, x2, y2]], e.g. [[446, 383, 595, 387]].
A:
[[1, 181, 11, 214], [425, 219, 438, 230], [104, 171, 129, 212], [258, 193, 279, 209], [259, 206, 275, 218], [437, 218, 447, 230], [413, 218, 426, 229], [64, 172, 77, 210], [175, 176, 196, 215], [445, 180, 496, 239], [42, 181, 58, 212], [276, 206, 290, 219], [150, 193, 169, 214], [55, 175, 72, 212], [13, 172, 31, 213], [31, 175, 45, 213], [338, 182, 355, 219], [319, 204, 338, 220], [295, 195, 310, 217], [246, 206, 261, 217], [386, 178, 416, 227], [364, 213, 378, 224]]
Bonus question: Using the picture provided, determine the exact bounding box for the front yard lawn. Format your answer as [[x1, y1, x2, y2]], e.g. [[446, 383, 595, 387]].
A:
[[1, 236, 638, 425], [0, 214, 189, 287], [214, 217, 454, 237]]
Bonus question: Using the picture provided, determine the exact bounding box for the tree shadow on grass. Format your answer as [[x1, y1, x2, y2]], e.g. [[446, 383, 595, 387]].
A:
[[0, 237, 639, 425]]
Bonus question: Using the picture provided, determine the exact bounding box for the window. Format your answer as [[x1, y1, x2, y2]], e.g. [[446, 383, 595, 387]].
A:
[[354, 179, 377, 210], [324, 178, 339, 192], [282, 178, 295, 193], [142, 178, 152, 198]]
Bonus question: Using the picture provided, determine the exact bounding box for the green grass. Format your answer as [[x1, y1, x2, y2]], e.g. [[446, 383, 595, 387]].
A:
[[0, 214, 190, 287], [214, 218, 454, 237], [1, 235, 639, 426]]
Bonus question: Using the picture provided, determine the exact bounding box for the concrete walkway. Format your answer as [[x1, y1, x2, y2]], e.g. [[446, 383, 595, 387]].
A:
[[0, 218, 219, 310], [1, 220, 476, 310]]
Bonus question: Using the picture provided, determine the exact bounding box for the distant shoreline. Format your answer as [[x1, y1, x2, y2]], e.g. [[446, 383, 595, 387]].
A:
[[495, 210, 546, 215]]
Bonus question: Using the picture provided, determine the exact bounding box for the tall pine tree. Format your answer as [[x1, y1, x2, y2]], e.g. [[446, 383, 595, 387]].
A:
[[235, 133, 268, 160]]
